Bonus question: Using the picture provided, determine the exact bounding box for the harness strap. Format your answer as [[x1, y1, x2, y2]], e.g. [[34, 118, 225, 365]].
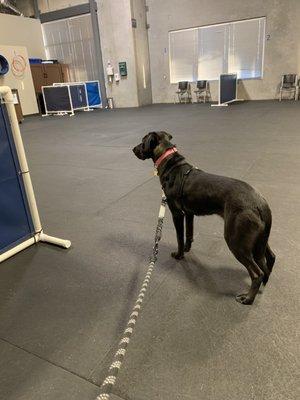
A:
[[179, 167, 194, 212], [163, 161, 190, 176]]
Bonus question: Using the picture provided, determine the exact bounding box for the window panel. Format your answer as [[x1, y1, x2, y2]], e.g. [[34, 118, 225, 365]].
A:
[[228, 18, 265, 79], [42, 14, 97, 82], [169, 17, 266, 83], [198, 25, 228, 81], [169, 28, 198, 83]]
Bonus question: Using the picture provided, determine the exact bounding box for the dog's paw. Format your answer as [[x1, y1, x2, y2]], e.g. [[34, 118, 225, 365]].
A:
[[171, 252, 184, 260], [235, 293, 254, 305]]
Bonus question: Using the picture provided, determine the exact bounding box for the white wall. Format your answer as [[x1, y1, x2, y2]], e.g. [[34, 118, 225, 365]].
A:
[[0, 13, 45, 59], [97, 0, 152, 107], [0, 14, 44, 115], [23, 0, 149, 107], [38, 0, 86, 13], [0, 45, 38, 115], [17, 0, 35, 17], [147, 0, 300, 102], [34, 0, 151, 107], [97, 0, 139, 107], [131, 0, 152, 106], [293, 0, 300, 75], [15, 0, 300, 106]]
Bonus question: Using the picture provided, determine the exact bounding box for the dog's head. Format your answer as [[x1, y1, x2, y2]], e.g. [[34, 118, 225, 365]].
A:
[[132, 131, 173, 160]]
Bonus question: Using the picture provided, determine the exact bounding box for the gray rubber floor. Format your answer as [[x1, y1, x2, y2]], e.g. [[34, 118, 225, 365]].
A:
[[0, 101, 299, 400]]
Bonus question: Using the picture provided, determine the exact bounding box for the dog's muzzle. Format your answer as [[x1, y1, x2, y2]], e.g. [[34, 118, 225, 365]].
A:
[[132, 145, 146, 160]]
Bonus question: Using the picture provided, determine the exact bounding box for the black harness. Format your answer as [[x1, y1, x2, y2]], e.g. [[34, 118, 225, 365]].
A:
[[157, 155, 197, 213], [178, 167, 194, 212]]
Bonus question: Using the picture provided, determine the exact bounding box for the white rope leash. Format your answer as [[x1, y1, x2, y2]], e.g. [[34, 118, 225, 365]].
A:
[[96, 193, 167, 400]]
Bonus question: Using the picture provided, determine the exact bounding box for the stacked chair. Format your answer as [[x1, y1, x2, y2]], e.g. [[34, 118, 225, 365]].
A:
[[194, 80, 211, 103], [175, 80, 211, 103], [279, 74, 298, 101], [176, 81, 192, 103]]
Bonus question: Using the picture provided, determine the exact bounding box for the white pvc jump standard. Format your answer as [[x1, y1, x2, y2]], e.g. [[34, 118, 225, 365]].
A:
[[0, 86, 71, 264]]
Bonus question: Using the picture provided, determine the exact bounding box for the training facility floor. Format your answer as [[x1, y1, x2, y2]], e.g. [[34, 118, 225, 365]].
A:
[[0, 101, 299, 400]]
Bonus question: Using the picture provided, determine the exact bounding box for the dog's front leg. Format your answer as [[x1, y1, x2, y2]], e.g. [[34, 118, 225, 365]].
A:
[[184, 213, 194, 252], [171, 211, 185, 260]]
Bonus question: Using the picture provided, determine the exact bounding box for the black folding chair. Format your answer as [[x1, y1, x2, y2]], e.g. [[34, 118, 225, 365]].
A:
[[194, 80, 211, 103]]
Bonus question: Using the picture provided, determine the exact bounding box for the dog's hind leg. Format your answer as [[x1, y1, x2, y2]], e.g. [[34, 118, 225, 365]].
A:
[[256, 204, 275, 274], [255, 256, 270, 285], [253, 213, 275, 283], [253, 232, 271, 285], [232, 252, 264, 305], [184, 213, 194, 252], [225, 211, 265, 304]]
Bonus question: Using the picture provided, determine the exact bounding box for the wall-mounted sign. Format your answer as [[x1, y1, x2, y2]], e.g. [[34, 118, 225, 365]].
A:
[[119, 62, 127, 77]]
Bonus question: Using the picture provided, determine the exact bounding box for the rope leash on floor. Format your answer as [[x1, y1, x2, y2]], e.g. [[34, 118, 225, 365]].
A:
[[96, 193, 167, 400]]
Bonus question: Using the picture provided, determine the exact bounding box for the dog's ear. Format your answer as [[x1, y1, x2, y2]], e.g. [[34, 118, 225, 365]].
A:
[[144, 132, 159, 152], [158, 131, 173, 141]]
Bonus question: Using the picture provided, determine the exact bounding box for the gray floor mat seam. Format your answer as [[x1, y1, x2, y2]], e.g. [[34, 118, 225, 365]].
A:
[[0, 337, 100, 389], [29, 162, 144, 173], [96, 176, 155, 216]]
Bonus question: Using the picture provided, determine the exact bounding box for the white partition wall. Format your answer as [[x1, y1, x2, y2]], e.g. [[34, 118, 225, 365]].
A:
[[0, 45, 38, 115]]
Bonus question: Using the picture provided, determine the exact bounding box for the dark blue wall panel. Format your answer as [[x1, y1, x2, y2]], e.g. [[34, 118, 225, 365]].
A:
[[70, 84, 87, 109], [220, 74, 237, 104]]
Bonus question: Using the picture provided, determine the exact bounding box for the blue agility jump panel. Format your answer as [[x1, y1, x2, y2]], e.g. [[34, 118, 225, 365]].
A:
[[0, 104, 34, 254], [69, 84, 88, 110], [86, 81, 102, 108], [43, 86, 72, 114]]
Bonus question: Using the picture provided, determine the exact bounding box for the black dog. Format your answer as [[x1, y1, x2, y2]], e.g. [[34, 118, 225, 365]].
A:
[[133, 131, 276, 305]]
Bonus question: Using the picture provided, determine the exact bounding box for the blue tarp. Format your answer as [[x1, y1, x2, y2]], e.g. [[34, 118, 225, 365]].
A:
[[86, 81, 101, 107]]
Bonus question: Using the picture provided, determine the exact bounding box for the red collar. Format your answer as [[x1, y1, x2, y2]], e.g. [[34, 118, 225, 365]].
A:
[[154, 147, 178, 168]]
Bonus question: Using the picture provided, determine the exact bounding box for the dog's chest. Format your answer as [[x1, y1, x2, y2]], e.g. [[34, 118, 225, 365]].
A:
[[161, 174, 185, 209], [161, 174, 178, 196]]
